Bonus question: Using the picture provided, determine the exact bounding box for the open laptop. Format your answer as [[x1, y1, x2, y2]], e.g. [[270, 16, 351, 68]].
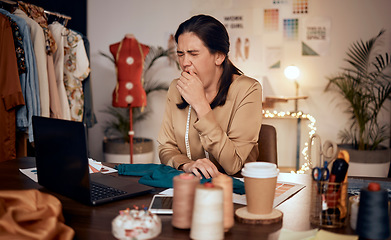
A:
[[32, 116, 153, 205]]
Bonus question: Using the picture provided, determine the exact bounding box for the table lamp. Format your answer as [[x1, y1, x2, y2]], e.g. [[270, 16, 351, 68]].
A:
[[284, 65, 300, 112], [284, 65, 302, 170]]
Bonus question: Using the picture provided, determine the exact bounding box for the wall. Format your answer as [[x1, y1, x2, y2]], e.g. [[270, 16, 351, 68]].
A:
[[87, 0, 391, 168], [87, 0, 191, 163]]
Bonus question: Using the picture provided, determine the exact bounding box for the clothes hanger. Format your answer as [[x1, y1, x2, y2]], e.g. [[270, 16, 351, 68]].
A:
[[0, 0, 18, 13]]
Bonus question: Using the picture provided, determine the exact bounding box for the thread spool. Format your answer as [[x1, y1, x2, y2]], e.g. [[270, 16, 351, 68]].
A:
[[190, 183, 224, 240], [172, 173, 199, 229], [356, 182, 390, 240], [212, 174, 234, 232]]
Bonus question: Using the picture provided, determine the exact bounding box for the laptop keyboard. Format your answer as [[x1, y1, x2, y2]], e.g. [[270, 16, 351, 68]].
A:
[[90, 182, 128, 201]]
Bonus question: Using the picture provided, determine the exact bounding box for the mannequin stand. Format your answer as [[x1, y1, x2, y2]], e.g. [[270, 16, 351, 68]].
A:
[[235, 207, 283, 225], [129, 106, 134, 164]]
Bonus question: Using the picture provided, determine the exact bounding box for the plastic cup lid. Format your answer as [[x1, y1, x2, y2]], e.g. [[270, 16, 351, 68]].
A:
[[241, 162, 279, 178]]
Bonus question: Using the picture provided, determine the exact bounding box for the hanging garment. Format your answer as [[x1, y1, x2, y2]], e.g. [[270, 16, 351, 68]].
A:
[[3, 14, 26, 75], [74, 30, 97, 128], [48, 21, 71, 120], [109, 35, 149, 108], [14, 9, 50, 117], [18, 1, 57, 55], [0, 9, 40, 142], [47, 54, 62, 119], [0, 13, 25, 162], [63, 29, 90, 121]]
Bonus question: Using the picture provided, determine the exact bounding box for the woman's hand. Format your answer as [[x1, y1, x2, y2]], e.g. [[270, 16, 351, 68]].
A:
[[176, 71, 210, 117], [181, 158, 221, 179]]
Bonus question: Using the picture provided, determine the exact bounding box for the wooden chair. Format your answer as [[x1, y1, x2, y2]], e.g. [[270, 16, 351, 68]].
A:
[[257, 124, 278, 166], [232, 124, 278, 177]]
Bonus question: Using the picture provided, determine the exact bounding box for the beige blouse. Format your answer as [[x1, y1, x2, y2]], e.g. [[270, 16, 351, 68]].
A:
[[158, 75, 263, 175]]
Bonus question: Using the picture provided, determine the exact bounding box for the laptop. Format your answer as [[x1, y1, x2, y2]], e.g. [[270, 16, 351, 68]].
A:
[[32, 116, 153, 205]]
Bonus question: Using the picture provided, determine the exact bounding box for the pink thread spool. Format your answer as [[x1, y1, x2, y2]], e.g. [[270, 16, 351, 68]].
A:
[[212, 174, 234, 232], [172, 173, 199, 229]]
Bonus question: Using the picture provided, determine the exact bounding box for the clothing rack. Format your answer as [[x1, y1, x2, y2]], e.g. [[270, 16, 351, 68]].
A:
[[0, 0, 17, 5], [43, 9, 71, 26], [0, 0, 18, 12], [0, 0, 72, 26], [43, 9, 71, 21]]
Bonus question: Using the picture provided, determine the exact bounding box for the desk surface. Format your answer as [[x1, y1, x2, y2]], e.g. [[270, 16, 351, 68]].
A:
[[0, 157, 377, 240]]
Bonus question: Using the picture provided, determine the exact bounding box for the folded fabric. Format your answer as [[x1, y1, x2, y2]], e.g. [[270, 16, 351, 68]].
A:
[[0, 189, 74, 240], [116, 164, 245, 195]]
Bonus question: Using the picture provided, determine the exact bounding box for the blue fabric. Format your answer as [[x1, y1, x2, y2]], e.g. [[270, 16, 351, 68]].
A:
[[116, 164, 245, 195], [0, 9, 40, 142]]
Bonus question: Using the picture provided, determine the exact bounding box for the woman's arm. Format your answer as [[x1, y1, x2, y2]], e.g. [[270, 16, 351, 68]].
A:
[[194, 79, 263, 175], [158, 81, 191, 169]]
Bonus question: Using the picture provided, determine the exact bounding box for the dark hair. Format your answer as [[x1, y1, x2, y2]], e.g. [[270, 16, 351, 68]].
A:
[[174, 14, 243, 109]]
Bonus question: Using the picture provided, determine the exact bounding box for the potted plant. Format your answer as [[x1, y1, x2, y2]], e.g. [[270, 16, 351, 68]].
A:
[[101, 46, 177, 163], [325, 29, 391, 177]]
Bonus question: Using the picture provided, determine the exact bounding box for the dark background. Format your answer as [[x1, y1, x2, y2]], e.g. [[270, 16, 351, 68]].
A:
[[15, 0, 86, 35]]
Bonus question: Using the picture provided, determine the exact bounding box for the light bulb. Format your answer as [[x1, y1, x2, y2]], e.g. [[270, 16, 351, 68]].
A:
[[284, 66, 300, 80]]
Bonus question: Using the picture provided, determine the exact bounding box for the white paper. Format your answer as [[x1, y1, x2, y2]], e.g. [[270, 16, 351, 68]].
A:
[[19, 168, 38, 182], [158, 180, 305, 207], [19, 159, 118, 183], [159, 188, 173, 196], [88, 158, 117, 174]]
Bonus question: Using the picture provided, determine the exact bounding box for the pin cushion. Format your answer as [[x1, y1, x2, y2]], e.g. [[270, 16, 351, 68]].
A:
[[112, 209, 161, 239]]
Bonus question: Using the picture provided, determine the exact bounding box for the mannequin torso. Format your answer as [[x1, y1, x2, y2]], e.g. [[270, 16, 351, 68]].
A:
[[109, 35, 149, 108]]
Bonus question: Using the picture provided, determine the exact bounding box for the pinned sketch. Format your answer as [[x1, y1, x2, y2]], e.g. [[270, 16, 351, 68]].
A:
[[266, 47, 282, 69], [302, 17, 331, 56], [213, 9, 263, 65], [302, 42, 318, 56]]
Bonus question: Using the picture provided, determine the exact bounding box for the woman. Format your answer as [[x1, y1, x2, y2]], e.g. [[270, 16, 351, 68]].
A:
[[158, 14, 262, 178]]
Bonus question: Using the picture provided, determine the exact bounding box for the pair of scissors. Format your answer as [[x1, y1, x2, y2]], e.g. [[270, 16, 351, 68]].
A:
[[308, 134, 338, 182]]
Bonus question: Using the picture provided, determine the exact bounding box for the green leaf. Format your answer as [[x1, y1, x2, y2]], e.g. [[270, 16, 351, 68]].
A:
[[325, 30, 391, 150]]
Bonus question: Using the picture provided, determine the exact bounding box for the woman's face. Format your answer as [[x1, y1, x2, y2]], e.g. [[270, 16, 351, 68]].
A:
[[176, 32, 223, 89]]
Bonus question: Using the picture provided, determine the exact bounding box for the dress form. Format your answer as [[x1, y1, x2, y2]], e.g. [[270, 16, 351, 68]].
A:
[[109, 35, 149, 108], [110, 35, 150, 163]]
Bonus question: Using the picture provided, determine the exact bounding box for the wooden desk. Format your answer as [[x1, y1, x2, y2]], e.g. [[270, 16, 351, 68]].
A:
[[0, 157, 381, 239]]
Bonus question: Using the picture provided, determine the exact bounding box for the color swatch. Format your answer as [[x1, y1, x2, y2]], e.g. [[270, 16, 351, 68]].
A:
[[284, 18, 299, 40], [293, 0, 308, 14], [275, 182, 295, 198], [264, 9, 279, 31], [272, 0, 288, 4]]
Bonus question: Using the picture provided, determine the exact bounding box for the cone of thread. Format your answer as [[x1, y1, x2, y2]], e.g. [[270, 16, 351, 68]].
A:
[[212, 174, 234, 231], [356, 183, 390, 240], [172, 173, 199, 229], [190, 183, 224, 240]]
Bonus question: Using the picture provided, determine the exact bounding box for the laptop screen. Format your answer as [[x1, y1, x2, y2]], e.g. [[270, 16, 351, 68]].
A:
[[32, 116, 91, 204]]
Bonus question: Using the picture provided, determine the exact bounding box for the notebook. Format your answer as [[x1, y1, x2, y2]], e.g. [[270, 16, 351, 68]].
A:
[[32, 116, 153, 205]]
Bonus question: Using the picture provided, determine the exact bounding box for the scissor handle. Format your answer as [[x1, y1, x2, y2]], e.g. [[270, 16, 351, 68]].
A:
[[312, 167, 330, 181], [308, 134, 321, 167], [322, 140, 338, 162]]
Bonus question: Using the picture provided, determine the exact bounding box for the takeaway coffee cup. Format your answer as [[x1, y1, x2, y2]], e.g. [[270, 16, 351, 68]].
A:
[[241, 162, 279, 215]]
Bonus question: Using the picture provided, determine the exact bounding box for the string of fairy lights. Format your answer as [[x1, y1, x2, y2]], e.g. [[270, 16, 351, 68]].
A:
[[262, 110, 317, 174]]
